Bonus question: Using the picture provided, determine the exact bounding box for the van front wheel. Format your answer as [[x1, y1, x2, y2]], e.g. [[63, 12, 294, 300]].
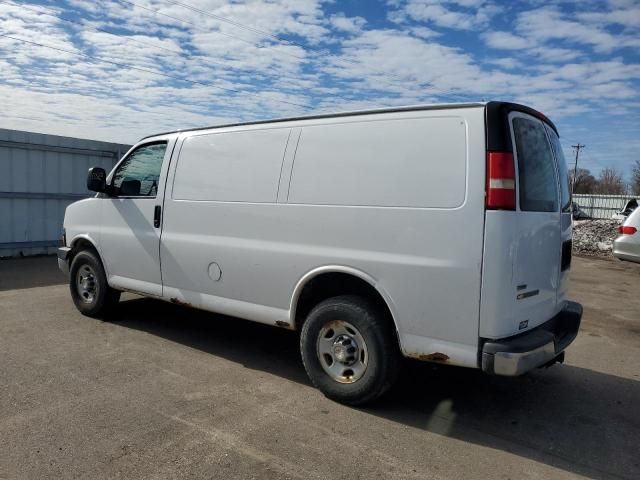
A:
[[69, 250, 120, 318], [300, 295, 400, 405]]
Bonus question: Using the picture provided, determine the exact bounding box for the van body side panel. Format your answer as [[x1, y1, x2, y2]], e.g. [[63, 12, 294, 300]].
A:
[[479, 211, 516, 338], [172, 128, 291, 203], [160, 127, 292, 308], [63, 198, 104, 263], [289, 117, 466, 208], [159, 107, 486, 367]]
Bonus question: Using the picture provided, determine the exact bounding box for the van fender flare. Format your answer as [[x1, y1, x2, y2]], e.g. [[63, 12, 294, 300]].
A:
[[69, 234, 110, 279], [288, 265, 401, 337]]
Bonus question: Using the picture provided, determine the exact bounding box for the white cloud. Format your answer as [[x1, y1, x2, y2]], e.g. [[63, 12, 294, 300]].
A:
[[577, 4, 640, 29], [329, 14, 366, 34], [483, 31, 531, 50], [532, 47, 582, 62], [516, 7, 640, 53], [487, 57, 522, 70], [407, 25, 441, 39], [390, 0, 496, 30], [482, 6, 635, 62]]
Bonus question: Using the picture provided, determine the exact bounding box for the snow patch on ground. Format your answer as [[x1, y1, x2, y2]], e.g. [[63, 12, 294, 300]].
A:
[[573, 219, 620, 257]]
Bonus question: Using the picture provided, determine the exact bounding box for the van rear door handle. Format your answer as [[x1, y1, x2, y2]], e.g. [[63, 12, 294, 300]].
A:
[[153, 205, 161, 228]]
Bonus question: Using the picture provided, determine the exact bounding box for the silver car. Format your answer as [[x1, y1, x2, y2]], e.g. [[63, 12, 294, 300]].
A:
[[613, 207, 640, 263]]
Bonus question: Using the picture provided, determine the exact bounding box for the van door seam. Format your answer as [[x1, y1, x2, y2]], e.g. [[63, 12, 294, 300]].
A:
[[286, 130, 303, 202], [275, 129, 293, 202], [158, 137, 179, 293]]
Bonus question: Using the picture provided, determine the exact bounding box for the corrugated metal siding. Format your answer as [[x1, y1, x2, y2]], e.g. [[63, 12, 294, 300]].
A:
[[573, 194, 639, 219], [0, 128, 131, 257]]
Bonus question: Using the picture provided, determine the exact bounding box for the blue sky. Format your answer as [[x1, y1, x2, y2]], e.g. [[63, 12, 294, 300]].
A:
[[0, 0, 638, 178]]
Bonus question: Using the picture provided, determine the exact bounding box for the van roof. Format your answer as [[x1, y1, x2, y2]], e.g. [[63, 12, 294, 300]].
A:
[[141, 100, 557, 141], [141, 101, 487, 140]]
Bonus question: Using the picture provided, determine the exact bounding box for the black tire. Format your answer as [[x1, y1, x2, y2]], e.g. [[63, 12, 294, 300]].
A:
[[300, 295, 400, 406], [69, 250, 120, 318]]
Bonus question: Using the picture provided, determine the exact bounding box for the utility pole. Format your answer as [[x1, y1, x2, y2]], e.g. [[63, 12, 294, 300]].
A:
[[571, 144, 585, 195]]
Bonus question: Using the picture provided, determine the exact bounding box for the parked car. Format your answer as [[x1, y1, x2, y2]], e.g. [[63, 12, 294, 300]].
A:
[[612, 198, 638, 220], [58, 101, 582, 405], [613, 207, 640, 263]]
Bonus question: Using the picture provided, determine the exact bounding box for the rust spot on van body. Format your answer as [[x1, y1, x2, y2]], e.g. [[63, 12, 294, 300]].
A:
[[275, 320, 292, 329], [170, 298, 192, 308], [418, 352, 450, 363]]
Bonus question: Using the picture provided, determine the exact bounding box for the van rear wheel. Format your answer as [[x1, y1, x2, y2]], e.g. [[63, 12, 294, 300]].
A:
[[69, 250, 120, 318], [300, 295, 400, 405]]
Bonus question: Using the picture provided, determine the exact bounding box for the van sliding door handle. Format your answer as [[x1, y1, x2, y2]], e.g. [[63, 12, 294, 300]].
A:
[[153, 205, 161, 228]]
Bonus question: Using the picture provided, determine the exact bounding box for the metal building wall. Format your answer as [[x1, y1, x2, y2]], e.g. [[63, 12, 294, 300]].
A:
[[0, 128, 131, 257]]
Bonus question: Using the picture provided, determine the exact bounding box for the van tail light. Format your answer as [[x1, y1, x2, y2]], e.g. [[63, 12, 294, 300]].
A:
[[486, 151, 516, 210], [618, 226, 637, 235]]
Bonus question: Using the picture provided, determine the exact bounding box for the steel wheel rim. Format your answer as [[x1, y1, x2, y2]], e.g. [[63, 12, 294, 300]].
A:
[[317, 320, 368, 384], [76, 264, 98, 303]]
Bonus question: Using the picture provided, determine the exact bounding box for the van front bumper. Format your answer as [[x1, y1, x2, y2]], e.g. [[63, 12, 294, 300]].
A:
[[57, 247, 71, 276], [481, 301, 582, 376]]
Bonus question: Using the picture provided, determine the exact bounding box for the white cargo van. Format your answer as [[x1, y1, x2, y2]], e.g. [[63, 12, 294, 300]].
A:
[[59, 101, 582, 405]]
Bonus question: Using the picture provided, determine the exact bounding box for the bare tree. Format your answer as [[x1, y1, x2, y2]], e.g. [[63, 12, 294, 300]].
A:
[[631, 160, 640, 195], [596, 167, 626, 194], [569, 168, 598, 194]]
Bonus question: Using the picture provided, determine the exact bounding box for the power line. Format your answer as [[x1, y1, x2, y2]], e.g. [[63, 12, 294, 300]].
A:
[[115, 0, 307, 61], [0, 1, 402, 109], [2, 0, 298, 78], [162, 0, 313, 53], [4, 0, 476, 107], [0, 1, 400, 112], [3, 1, 183, 57], [119, 0, 445, 101], [135, 0, 474, 102], [0, 32, 310, 109], [159, 0, 472, 100]]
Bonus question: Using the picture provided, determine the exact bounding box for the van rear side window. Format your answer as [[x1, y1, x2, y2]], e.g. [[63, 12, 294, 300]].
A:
[[512, 117, 558, 212]]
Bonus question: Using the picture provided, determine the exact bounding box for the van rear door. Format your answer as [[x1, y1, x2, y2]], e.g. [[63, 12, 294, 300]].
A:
[[480, 103, 566, 339], [509, 112, 562, 332]]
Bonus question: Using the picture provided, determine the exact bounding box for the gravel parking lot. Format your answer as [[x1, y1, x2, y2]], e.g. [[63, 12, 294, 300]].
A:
[[1, 255, 639, 479]]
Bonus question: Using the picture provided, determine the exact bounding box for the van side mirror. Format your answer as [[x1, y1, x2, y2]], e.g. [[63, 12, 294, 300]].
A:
[[87, 167, 107, 193]]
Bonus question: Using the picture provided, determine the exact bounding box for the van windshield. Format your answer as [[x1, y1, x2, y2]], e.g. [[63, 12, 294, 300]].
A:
[[512, 116, 559, 213], [545, 125, 571, 213]]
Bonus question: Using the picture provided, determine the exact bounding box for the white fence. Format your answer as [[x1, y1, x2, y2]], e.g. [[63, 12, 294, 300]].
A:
[[573, 194, 638, 219], [0, 128, 131, 257]]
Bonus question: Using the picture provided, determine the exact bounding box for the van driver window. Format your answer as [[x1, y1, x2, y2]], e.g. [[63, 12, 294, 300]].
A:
[[112, 142, 167, 197]]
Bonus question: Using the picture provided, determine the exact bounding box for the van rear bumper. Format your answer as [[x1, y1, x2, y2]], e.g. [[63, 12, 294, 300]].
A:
[[481, 301, 582, 376]]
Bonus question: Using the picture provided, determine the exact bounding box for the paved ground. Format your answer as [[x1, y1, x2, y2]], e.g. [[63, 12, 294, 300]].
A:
[[0, 255, 639, 479]]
